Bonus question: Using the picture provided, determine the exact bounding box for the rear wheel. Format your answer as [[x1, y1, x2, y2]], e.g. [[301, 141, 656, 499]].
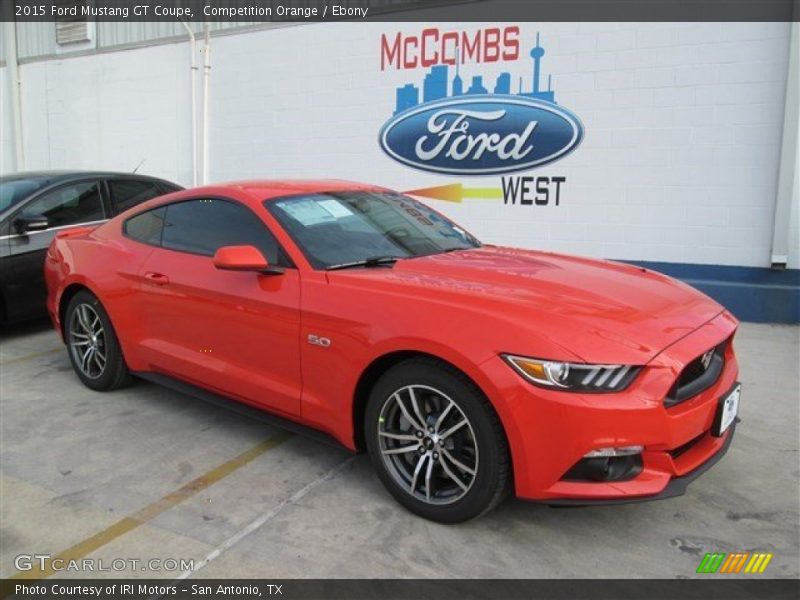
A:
[[65, 290, 132, 391], [365, 358, 510, 523]]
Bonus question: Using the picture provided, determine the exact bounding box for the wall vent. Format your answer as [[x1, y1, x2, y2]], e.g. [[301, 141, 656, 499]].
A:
[[55, 0, 90, 45]]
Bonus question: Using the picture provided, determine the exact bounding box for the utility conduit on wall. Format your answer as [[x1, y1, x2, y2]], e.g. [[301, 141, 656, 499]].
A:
[[180, 20, 210, 187], [3, 18, 25, 171], [180, 20, 199, 188], [202, 22, 211, 185], [771, 22, 799, 268]]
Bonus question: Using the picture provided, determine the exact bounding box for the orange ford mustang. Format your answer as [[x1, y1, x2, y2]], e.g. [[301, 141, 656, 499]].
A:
[[45, 180, 740, 522]]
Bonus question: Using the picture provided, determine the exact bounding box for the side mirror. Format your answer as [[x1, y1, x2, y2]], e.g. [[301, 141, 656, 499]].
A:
[[213, 245, 283, 275], [14, 214, 49, 234]]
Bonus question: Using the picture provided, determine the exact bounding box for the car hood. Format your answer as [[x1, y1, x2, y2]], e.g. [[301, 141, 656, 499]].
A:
[[343, 246, 724, 364]]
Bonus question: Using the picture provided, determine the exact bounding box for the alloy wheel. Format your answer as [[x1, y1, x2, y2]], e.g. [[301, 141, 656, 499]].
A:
[[68, 303, 107, 379], [377, 384, 479, 505]]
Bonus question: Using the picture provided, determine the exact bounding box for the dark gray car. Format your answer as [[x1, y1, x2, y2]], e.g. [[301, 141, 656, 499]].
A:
[[0, 171, 182, 324]]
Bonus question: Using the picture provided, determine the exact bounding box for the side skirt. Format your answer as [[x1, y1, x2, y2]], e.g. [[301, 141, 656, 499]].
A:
[[132, 371, 350, 451]]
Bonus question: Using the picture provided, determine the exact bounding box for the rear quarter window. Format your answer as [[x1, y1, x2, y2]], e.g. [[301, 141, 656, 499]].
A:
[[123, 207, 166, 246]]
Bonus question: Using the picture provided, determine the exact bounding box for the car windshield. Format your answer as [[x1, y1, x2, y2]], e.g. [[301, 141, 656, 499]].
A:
[[0, 177, 53, 212], [266, 191, 481, 269]]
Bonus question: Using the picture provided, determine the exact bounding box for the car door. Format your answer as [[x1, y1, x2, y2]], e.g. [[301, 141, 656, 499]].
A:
[[5, 180, 106, 321], [0, 217, 12, 322], [134, 197, 302, 417]]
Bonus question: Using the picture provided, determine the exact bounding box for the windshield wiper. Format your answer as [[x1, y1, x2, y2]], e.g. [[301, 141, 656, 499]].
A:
[[326, 256, 403, 271], [439, 245, 480, 253]]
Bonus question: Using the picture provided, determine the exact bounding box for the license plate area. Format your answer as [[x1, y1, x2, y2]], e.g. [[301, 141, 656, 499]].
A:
[[712, 383, 741, 437]]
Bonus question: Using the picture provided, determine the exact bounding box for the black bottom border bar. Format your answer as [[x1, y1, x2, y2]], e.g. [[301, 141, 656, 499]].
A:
[[3, 579, 799, 600]]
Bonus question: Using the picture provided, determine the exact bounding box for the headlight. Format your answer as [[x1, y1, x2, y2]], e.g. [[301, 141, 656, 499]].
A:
[[502, 355, 641, 392]]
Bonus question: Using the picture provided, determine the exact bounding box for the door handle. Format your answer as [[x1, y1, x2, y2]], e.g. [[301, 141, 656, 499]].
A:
[[144, 272, 170, 285]]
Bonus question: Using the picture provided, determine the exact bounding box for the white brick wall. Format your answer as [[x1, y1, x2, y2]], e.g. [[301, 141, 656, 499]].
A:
[[13, 43, 193, 185], [4, 22, 797, 269]]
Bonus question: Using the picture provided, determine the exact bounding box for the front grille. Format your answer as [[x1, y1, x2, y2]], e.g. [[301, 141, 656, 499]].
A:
[[664, 338, 729, 407]]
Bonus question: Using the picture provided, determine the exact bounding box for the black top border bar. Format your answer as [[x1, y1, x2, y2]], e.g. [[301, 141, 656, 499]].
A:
[[2, 0, 799, 23]]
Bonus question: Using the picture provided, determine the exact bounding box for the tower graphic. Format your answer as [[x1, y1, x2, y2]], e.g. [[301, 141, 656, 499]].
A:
[[393, 32, 557, 114], [494, 72, 511, 94], [531, 33, 544, 94], [395, 84, 419, 114], [519, 32, 555, 103], [452, 47, 463, 96], [466, 75, 488, 95], [423, 65, 449, 103]]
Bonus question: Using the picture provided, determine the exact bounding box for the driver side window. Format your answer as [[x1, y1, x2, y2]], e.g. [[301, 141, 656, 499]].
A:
[[22, 182, 104, 229], [160, 199, 290, 267]]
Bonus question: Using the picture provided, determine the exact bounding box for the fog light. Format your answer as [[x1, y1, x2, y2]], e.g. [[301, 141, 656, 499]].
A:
[[563, 451, 644, 483], [584, 445, 643, 458]]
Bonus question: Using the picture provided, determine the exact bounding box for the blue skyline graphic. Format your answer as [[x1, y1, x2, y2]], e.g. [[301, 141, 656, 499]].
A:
[[394, 33, 556, 115]]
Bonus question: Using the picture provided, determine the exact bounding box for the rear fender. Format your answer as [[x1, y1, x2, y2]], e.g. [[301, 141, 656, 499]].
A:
[[55, 225, 100, 240]]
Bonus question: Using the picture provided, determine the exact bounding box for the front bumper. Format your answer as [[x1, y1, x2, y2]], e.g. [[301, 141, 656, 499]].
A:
[[544, 420, 738, 506], [483, 311, 740, 503]]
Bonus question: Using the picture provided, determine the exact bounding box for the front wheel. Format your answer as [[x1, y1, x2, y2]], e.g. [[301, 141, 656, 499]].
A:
[[365, 358, 510, 523], [65, 290, 132, 391]]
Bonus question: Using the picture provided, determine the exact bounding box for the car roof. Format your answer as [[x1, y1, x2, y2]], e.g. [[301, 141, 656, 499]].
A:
[[0, 170, 183, 220], [107, 179, 394, 217], [0, 170, 176, 184], [221, 179, 388, 201], [155, 180, 390, 208]]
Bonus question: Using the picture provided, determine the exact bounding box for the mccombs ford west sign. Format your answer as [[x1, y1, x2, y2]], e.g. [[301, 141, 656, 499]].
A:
[[379, 28, 584, 178]]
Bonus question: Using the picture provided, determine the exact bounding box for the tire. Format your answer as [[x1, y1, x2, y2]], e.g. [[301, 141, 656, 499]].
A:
[[365, 357, 510, 523], [64, 290, 132, 391]]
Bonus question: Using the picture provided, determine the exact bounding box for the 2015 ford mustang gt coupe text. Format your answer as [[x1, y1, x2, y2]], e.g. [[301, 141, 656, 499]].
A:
[[45, 180, 741, 522]]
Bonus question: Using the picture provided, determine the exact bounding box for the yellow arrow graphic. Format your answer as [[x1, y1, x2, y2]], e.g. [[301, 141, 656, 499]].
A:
[[404, 183, 502, 203]]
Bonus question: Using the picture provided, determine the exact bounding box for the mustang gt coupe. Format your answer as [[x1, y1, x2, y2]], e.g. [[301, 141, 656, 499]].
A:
[[45, 180, 740, 522]]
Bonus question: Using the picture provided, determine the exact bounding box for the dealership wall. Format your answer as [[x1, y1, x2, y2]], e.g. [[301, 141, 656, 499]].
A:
[[2, 21, 798, 320]]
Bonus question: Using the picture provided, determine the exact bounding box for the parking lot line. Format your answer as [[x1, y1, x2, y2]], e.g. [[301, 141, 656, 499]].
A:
[[173, 456, 356, 582], [9, 432, 292, 580]]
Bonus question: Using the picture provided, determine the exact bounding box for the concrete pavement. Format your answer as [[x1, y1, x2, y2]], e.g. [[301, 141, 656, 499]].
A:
[[1, 320, 797, 579]]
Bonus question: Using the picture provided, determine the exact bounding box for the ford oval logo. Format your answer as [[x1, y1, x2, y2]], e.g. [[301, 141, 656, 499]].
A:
[[379, 95, 584, 176]]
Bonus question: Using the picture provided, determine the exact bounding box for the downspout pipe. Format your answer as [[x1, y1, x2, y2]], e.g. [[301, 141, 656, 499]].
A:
[[771, 21, 799, 269], [180, 20, 198, 187], [202, 22, 211, 185], [3, 19, 25, 172]]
